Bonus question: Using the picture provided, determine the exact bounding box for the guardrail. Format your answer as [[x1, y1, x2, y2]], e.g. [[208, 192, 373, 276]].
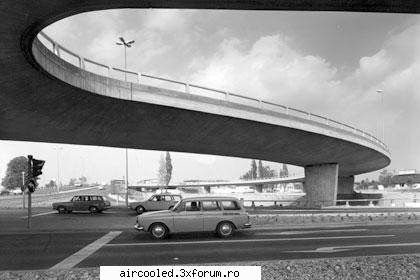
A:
[[241, 198, 420, 208], [36, 31, 389, 154]]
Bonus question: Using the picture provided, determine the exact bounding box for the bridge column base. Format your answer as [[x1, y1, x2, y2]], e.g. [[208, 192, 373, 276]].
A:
[[303, 163, 338, 208], [337, 176, 354, 196]]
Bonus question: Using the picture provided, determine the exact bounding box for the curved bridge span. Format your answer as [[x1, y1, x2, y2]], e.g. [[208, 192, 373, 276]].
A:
[[0, 1, 405, 206]]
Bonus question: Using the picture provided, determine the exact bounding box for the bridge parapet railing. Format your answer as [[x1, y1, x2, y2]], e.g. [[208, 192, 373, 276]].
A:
[[36, 32, 389, 154]]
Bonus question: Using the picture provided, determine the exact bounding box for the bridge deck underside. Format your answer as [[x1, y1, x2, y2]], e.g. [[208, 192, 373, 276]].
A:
[[0, 0, 395, 180]]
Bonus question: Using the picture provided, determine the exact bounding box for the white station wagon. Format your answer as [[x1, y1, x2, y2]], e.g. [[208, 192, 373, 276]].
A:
[[134, 196, 251, 239]]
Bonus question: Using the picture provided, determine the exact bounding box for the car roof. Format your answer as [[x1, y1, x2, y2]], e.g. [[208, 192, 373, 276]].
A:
[[181, 196, 240, 201]]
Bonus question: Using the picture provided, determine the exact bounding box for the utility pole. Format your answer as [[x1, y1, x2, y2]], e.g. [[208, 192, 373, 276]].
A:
[[377, 89, 385, 143], [116, 37, 135, 207]]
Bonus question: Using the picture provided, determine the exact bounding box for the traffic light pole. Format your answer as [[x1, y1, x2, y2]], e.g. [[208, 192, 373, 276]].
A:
[[22, 171, 25, 209], [27, 155, 32, 229], [27, 192, 32, 229]]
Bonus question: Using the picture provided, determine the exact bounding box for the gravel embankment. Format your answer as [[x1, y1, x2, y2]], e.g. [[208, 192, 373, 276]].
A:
[[1, 255, 418, 280]]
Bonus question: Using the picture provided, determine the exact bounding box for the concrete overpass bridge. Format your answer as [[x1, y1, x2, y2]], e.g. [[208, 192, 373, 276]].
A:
[[1, 1, 409, 207], [130, 176, 306, 193]]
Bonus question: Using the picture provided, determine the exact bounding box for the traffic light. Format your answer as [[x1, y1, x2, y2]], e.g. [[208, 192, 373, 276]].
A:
[[26, 155, 45, 193], [32, 158, 45, 178], [27, 179, 36, 193]]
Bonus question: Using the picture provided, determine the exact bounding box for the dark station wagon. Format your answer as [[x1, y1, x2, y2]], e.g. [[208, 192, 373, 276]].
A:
[[52, 195, 111, 214]]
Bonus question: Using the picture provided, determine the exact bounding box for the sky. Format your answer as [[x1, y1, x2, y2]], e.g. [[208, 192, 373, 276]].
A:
[[1, 9, 419, 187]]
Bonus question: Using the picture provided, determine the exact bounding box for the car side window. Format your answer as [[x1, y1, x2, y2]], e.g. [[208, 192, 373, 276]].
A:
[[186, 201, 201, 211], [202, 201, 221, 211], [221, 200, 241, 210]]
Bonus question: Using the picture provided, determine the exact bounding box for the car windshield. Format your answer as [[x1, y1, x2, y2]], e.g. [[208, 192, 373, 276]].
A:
[[148, 195, 159, 201]]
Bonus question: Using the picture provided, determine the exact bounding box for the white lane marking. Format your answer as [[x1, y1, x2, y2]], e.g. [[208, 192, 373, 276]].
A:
[[105, 234, 394, 247], [19, 211, 56, 218], [50, 231, 122, 270], [287, 242, 420, 253], [256, 228, 368, 235]]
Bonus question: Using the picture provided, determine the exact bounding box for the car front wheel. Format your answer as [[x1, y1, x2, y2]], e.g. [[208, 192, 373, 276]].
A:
[[136, 206, 145, 215], [149, 223, 168, 240], [216, 221, 234, 238], [57, 206, 67, 214], [89, 206, 98, 214]]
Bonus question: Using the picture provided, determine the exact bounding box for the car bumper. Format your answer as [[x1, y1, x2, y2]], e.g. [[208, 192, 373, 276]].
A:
[[243, 223, 252, 229], [134, 224, 144, 232]]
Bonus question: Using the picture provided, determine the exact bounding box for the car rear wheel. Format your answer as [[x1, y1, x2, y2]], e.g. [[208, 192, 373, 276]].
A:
[[57, 206, 67, 214], [216, 221, 234, 238], [89, 206, 98, 214], [149, 223, 168, 240], [136, 206, 145, 215]]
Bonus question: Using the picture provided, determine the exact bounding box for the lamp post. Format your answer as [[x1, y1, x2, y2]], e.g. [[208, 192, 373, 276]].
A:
[[377, 89, 385, 142], [116, 37, 135, 207], [56, 146, 62, 193]]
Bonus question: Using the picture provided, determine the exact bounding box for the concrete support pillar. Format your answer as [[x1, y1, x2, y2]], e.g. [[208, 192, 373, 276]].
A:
[[204, 186, 211, 193], [337, 175, 355, 198], [255, 184, 263, 193], [303, 163, 338, 208]]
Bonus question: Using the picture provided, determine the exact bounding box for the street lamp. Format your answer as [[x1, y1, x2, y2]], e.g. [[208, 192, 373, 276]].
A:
[[116, 37, 135, 207], [377, 89, 385, 143], [116, 37, 135, 81], [56, 146, 62, 193]]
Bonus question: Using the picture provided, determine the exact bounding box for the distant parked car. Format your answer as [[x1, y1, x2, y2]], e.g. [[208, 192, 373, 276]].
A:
[[10, 189, 23, 195], [129, 194, 182, 214], [134, 196, 251, 240], [52, 195, 111, 214]]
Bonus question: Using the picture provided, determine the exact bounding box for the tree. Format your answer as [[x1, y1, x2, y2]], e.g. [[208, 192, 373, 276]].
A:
[[1, 156, 28, 190], [258, 160, 264, 178], [251, 160, 257, 180], [79, 176, 87, 184], [262, 166, 276, 178], [45, 180, 57, 189], [158, 152, 173, 187], [165, 152, 173, 187], [240, 160, 258, 180], [241, 160, 276, 180], [378, 169, 393, 187], [69, 178, 77, 186], [280, 164, 289, 177]]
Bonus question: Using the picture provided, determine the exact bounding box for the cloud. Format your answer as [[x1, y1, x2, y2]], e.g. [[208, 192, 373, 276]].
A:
[[143, 10, 189, 32], [189, 23, 420, 174], [190, 34, 339, 113]]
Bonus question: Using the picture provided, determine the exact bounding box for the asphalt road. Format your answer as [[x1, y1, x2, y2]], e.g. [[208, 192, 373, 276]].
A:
[[1, 222, 420, 271]]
